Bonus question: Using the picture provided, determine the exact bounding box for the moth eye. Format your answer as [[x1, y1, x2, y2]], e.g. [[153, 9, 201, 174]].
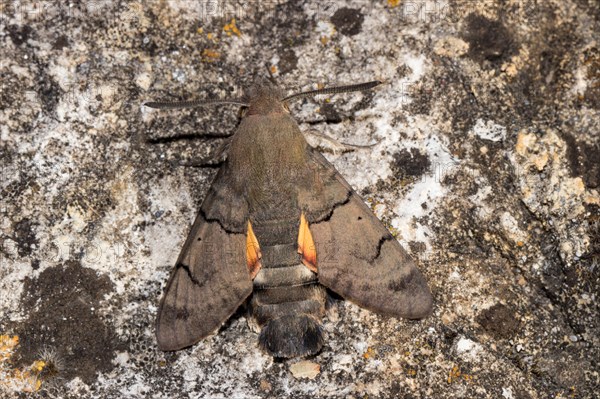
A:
[[240, 108, 248, 117]]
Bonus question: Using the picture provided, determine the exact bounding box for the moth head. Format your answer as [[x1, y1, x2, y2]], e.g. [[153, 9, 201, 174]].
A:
[[243, 82, 288, 116]]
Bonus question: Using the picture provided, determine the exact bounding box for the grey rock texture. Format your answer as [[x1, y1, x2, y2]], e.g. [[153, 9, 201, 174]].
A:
[[1, 0, 598, 398]]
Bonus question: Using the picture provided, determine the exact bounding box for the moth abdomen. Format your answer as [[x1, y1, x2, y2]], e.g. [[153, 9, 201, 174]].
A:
[[252, 284, 326, 357], [250, 237, 326, 357], [258, 314, 324, 358]]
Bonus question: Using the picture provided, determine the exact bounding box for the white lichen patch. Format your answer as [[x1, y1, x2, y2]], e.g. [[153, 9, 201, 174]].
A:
[[471, 119, 507, 142], [0, 261, 30, 322], [135, 72, 153, 91], [502, 386, 515, 399], [455, 337, 483, 361], [500, 211, 528, 244]]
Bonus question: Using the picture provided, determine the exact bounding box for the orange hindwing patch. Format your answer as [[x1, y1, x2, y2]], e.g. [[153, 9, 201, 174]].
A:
[[246, 220, 262, 279], [298, 212, 317, 272]]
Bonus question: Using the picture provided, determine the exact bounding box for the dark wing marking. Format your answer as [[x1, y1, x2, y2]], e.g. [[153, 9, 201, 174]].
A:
[[303, 149, 433, 319], [156, 165, 252, 351]]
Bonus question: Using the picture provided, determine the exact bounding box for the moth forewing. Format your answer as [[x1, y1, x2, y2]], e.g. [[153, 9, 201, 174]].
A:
[[151, 80, 433, 356], [155, 178, 252, 351], [304, 149, 433, 319]]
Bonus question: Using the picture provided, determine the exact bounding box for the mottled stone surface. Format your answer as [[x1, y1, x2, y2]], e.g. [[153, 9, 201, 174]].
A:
[[1, 1, 598, 398]]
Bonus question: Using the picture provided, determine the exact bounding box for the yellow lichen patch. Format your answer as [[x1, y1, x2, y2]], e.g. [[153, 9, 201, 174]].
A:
[[0, 335, 55, 393], [197, 27, 203, 34], [223, 18, 241, 36], [434, 37, 469, 58], [533, 151, 549, 171], [206, 32, 215, 41], [388, 0, 402, 7], [515, 131, 537, 156], [202, 49, 221, 62], [502, 48, 530, 78], [320, 36, 329, 45], [0, 335, 19, 361], [389, 225, 401, 239], [447, 365, 460, 383], [363, 347, 376, 359], [447, 365, 474, 384], [270, 65, 278, 75], [585, 193, 600, 205]]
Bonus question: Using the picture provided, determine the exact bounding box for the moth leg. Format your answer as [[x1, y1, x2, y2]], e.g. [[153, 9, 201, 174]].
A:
[[303, 129, 378, 155], [146, 132, 234, 144], [173, 160, 224, 168], [170, 138, 231, 168]]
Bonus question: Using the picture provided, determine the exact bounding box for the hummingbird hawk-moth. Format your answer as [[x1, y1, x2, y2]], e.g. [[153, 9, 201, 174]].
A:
[[145, 80, 433, 357]]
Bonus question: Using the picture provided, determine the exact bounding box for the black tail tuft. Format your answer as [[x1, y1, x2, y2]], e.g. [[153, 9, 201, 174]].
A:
[[259, 314, 324, 358]]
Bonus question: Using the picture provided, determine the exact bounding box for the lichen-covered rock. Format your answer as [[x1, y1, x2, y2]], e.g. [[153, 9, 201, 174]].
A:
[[1, 1, 598, 398]]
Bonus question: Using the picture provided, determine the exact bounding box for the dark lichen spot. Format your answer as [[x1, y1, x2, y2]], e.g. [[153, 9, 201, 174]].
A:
[[14, 261, 124, 384], [506, 23, 580, 123], [582, 46, 600, 109], [52, 35, 69, 50], [36, 75, 61, 112], [7, 24, 33, 46], [278, 48, 298, 74], [320, 103, 342, 124], [392, 148, 431, 179], [560, 131, 600, 189], [13, 218, 38, 257], [463, 14, 515, 65], [141, 36, 158, 57], [477, 303, 521, 339], [330, 8, 364, 36]]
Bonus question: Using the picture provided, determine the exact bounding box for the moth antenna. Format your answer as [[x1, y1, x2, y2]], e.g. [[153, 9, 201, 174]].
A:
[[144, 98, 248, 110], [283, 80, 382, 102]]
